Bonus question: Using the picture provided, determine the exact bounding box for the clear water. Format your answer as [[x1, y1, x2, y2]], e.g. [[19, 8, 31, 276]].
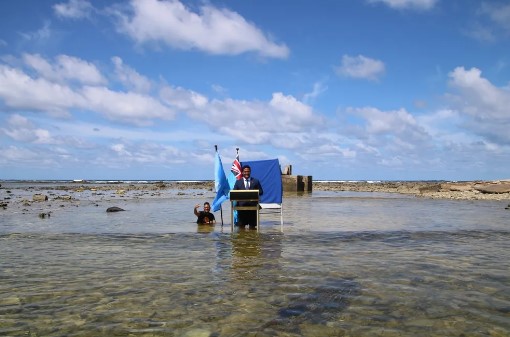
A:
[[1, 188, 509, 336]]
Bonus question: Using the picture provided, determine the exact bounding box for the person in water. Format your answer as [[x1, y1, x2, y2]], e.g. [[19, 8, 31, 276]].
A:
[[194, 201, 216, 224]]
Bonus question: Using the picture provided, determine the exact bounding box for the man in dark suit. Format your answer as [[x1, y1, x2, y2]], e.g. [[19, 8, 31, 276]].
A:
[[233, 165, 263, 228]]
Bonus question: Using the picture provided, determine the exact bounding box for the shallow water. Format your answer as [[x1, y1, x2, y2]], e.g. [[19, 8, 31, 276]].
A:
[[1, 189, 509, 336]]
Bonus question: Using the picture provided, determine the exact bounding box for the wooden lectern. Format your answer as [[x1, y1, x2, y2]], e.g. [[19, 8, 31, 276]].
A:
[[229, 190, 260, 231]]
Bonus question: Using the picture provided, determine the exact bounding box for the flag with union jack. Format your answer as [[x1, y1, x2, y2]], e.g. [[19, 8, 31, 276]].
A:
[[227, 151, 241, 225], [230, 153, 242, 180]]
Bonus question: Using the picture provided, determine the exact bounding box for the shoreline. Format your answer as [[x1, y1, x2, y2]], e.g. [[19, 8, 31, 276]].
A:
[[1, 180, 509, 216], [313, 180, 510, 201], [2, 179, 510, 198]]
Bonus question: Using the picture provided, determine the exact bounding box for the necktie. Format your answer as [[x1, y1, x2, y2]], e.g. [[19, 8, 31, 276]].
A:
[[245, 179, 250, 189]]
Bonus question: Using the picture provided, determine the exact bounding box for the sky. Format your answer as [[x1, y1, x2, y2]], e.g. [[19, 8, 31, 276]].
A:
[[0, 0, 509, 181]]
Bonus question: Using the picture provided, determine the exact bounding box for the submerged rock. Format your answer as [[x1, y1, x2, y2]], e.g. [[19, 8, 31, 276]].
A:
[[277, 278, 361, 323]]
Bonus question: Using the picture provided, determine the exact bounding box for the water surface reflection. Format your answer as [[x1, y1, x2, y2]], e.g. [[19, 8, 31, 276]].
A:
[[1, 192, 509, 336]]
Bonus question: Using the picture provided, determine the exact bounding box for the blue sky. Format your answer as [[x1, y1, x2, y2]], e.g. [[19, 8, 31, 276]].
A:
[[0, 0, 509, 181]]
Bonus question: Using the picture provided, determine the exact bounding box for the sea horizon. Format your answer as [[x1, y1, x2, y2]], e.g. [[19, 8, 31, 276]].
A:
[[0, 178, 480, 184]]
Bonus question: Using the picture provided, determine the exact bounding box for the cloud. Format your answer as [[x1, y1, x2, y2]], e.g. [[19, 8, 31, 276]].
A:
[[112, 56, 152, 93], [0, 63, 85, 116], [81, 86, 175, 125], [1, 114, 54, 144], [192, 92, 322, 146], [303, 81, 328, 104], [447, 66, 510, 144], [111, 0, 289, 58], [87, 140, 193, 171], [19, 21, 52, 42], [466, 2, 510, 42], [348, 106, 430, 146], [335, 55, 385, 81], [53, 0, 94, 19], [0, 145, 47, 165], [368, 0, 439, 10], [159, 85, 208, 111], [479, 2, 510, 33], [0, 54, 175, 124], [23, 53, 107, 85], [464, 23, 496, 43]]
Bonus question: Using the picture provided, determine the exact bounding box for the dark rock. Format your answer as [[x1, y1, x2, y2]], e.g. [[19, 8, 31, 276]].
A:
[[106, 206, 125, 212]]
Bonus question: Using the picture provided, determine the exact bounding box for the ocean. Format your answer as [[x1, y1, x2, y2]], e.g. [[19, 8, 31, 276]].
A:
[[1, 182, 509, 336]]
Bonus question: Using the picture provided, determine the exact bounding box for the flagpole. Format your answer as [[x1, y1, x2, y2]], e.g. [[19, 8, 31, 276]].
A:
[[215, 145, 224, 226], [234, 147, 239, 229]]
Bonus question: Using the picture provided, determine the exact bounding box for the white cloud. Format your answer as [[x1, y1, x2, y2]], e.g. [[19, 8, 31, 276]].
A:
[[23, 53, 106, 85], [303, 81, 328, 104], [353, 107, 419, 134], [56, 55, 106, 85], [112, 56, 152, 93], [448, 67, 510, 121], [112, 0, 289, 58], [345, 106, 431, 157], [0, 54, 177, 125], [304, 143, 357, 159], [81, 86, 176, 125], [193, 92, 322, 146], [1, 114, 55, 144], [0, 64, 85, 116], [159, 85, 208, 111], [53, 0, 94, 19], [368, 0, 438, 10], [0, 146, 44, 164], [96, 141, 189, 168], [335, 55, 385, 81]]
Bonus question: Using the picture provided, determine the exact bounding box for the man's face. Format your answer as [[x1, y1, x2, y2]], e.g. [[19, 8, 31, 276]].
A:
[[204, 204, 210, 212], [242, 167, 251, 179]]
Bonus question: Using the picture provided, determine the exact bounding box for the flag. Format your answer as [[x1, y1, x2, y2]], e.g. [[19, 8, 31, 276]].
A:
[[227, 152, 241, 224], [231, 154, 242, 180], [228, 152, 242, 189], [211, 151, 230, 212]]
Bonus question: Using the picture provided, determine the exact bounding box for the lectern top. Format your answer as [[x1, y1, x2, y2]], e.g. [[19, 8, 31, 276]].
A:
[[229, 190, 259, 201]]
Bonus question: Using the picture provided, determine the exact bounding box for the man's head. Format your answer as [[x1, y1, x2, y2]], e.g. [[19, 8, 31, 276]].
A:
[[242, 165, 251, 179], [203, 202, 211, 211]]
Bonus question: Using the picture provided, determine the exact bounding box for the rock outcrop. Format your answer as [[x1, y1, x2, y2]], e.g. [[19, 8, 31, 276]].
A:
[[32, 194, 48, 201]]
